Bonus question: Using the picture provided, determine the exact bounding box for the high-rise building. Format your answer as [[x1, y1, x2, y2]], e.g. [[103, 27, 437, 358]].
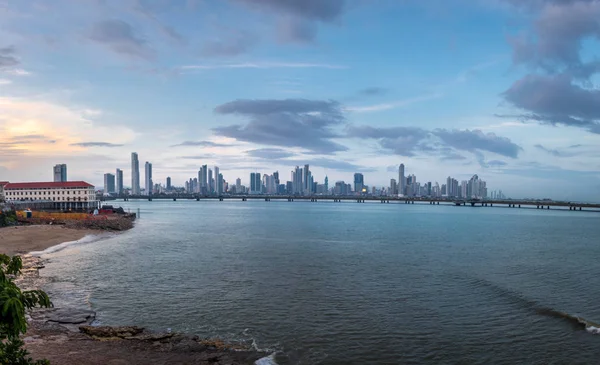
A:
[[236, 178, 241, 191], [324, 176, 329, 193], [399, 164, 405, 196], [292, 166, 303, 195], [144, 162, 153, 196], [116, 168, 123, 195], [217, 173, 223, 195], [390, 179, 397, 195], [104, 173, 115, 193], [53, 164, 67, 182], [214, 166, 221, 194], [166, 177, 172, 191], [131, 153, 140, 195], [250, 172, 262, 194], [197, 167, 203, 193], [200, 165, 208, 191], [303, 164, 310, 193], [354, 173, 364, 194], [273, 171, 280, 186], [208, 169, 213, 193]]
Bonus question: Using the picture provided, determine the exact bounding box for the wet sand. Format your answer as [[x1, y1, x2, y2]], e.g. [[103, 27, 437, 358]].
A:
[[0, 225, 97, 256]]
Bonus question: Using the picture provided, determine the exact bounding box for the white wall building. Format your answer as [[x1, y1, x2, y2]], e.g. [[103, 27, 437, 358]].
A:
[[3, 181, 97, 209]]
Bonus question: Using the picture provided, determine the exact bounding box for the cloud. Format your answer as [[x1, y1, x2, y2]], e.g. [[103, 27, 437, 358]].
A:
[[89, 20, 154, 59], [213, 98, 348, 154], [346, 125, 430, 156], [502, 73, 600, 133], [0, 46, 19, 68], [288, 158, 374, 172], [178, 154, 217, 160], [171, 140, 233, 147], [345, 93, 442, 113], [0, 79, 11, 85], [70, 142, 124, 147], [358, 87, 389, 96], [433, 129, 522, 158], [180, 62, 346, 70], [201, 32, 259, 57], [507, 0, 600, 68], [133, 1, 185, 44], [347, 125, 522, 160], [487, 160, 508, 167], [233, 0, 346, 43], [246, 148, 296, 159], [534, 143, 581, 157], [501, 0, 600, 134], [234, 0, 345, 21]]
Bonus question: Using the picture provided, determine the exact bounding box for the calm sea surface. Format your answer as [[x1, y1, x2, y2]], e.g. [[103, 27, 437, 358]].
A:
[[40, 200, 600, 364]]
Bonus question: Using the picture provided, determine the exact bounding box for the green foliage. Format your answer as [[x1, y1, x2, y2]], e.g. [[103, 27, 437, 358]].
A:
[[0, 254, 52, 365], [0, 210, 18, 227]]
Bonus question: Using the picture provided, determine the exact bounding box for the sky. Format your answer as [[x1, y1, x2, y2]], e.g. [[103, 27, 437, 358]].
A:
[[1, 0, 600, 201]]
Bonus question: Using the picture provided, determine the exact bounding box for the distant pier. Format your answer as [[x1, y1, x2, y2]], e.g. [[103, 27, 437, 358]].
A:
[[100, 195, 600, 212]]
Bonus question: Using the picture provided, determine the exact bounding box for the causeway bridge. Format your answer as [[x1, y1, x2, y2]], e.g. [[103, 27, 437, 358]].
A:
[[103, 195, 600, 212]]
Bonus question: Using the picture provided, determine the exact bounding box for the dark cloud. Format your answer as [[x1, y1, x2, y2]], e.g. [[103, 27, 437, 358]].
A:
[[346, 125, 430, 157], [233, 0, 345, 43], [201, 32, 258, 57], [178, 154, 217, 159], [133, 1, 185, 44], [89, 20, 154, 59], [347, 126, 521, 162], [70, 142, 124, 147], [432, 129, 522, 158], [234, 0, 345, 21], [358, 87, 389, 96], [171, 141, 233, 147], [246, 148, 296, 159], [502, 0, 600, 133], [213, 99, 348, 154], [0, 45, 19, 68], [277, 17, 318, 43], [535, 144, 580, 157], [487, 160, 508, 167], [508, 1, 600, 68], [288, 158, 375, 173], [535, 144, 561, 156], [502, 74, 600, 133]]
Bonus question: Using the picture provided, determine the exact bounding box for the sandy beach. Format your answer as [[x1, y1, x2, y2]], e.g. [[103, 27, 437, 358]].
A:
[[0, 225, 98, 256]]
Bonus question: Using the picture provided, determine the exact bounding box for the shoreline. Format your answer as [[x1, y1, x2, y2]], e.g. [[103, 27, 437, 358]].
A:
[[4, 224, 272, 364]]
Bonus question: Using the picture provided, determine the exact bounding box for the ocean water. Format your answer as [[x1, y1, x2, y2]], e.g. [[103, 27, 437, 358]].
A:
[[40, 200, 600, 364]]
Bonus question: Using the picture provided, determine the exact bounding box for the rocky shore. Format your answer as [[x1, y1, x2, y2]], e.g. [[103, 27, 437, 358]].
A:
[[18, 255, 270, 365]]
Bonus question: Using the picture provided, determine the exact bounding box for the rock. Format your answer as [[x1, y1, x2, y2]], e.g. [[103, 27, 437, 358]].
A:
[[79, 326, 144, 339], [44, 308, 96, 325]]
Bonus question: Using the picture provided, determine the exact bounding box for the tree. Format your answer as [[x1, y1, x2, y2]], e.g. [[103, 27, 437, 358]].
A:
[[0, 254, 52, 365]]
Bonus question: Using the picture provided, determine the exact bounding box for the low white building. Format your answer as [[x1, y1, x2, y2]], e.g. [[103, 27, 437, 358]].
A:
[[3, 181, 97, 209]]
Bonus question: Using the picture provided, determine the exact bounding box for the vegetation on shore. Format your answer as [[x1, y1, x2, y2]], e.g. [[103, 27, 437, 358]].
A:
[[0, 210, 18, 228], [0, 254, 52, 365]]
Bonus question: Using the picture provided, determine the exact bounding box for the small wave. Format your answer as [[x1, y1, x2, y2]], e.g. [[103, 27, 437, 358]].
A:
[[255, 353, 278, 365], [29, 233, 112, 256], [463, 276, 600, 334]]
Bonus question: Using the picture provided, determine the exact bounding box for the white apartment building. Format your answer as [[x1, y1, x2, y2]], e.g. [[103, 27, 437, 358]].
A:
[[3, 181, 97, 209]]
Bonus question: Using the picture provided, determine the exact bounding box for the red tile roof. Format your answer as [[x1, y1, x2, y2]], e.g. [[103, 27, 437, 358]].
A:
[[4, 181, 94, 189], [0, 181, 9, 187]]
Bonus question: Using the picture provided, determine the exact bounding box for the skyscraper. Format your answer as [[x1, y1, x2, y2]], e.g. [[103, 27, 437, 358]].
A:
[[324, 176, 329, 193], [390, 179, 397, 195], [104, 173, 115, 193], [399, 164, 405, 196], [197, 167, 203, 193], [166, 177, 172, 191], [250, 172, 261, 194], [53, 164, 67, 182], [116, 168, 123, 195], [131, 153, 140, 195], [354, 173, 364, 194], [208, 169, 213, 193], [292, 166, 303, 195], [201, 165, 208, 191], [144, 162, 153, 196], [214, 166, 221, 194], [303, 164, 310, 193]]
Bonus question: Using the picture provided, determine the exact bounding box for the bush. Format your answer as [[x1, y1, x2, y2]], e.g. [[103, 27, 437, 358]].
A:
[[0, 254, 52, 365], [0, 210, 18, 228]]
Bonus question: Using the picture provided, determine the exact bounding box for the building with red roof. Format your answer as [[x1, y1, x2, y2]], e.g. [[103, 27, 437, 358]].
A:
[[3, 181, 97, 209]]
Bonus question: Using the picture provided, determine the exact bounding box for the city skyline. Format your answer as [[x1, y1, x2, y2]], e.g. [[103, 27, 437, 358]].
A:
[[1, 1, 600, 201]]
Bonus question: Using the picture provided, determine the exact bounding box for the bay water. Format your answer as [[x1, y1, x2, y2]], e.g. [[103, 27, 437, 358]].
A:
[[39, 200, 600, 364]]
